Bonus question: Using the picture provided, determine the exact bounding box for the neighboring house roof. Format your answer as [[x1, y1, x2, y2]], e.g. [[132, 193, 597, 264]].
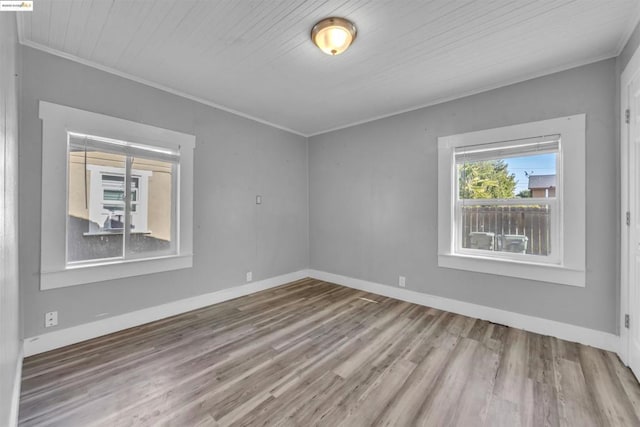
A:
[[528, 174, 556, 189]]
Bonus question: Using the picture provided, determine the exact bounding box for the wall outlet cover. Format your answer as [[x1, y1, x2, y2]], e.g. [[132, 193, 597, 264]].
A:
[[45, 311, 58, 327]]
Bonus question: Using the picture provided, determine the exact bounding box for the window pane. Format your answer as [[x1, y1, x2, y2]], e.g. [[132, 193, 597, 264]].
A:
[[460, 204, 552, 256], [103, 189, 124, 201], [67, 148, 126, 262], [127, 156, 176, 257], [102, 174, 124, 182], [458, 153, 557, 200]]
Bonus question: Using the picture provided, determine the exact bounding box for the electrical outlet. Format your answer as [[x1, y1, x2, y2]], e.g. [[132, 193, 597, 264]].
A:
[[246, 271, 253, 282], [45, 311, 58, 328], [398, 276, 406, 288], [256, 195, 262, 205]]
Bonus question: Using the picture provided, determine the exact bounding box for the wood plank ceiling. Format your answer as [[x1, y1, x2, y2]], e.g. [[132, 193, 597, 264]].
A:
[[18, 0, 640, 136]]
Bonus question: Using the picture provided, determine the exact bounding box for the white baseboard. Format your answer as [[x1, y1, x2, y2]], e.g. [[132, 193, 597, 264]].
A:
[[8, 344, 23, 427], [308, 270, 620, 354], [24, 270, 311, 357], [23, 268, 620, 357]]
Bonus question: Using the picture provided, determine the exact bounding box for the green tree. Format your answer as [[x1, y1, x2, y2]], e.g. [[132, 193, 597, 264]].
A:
[[516, 189, 532, 198], [458, 160, 516, 199]]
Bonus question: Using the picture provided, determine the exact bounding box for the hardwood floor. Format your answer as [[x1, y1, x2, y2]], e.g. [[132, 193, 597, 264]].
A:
[[19, 278, 640, 426]]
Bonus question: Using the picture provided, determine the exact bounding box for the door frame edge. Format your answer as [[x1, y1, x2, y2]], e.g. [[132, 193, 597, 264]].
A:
[[620, 44, 640, 366]]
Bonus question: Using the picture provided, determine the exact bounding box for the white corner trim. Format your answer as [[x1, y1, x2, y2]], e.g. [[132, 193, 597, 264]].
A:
[[616, 2, 640, 55], [621, 37, 640, 85], [15, 11, 24, 44], [307, 270, 620, 354], [8, 343, 23, 427], [24, 269, 311, 357]]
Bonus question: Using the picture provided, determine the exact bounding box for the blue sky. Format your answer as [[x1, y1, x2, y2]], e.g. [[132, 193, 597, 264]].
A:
[[503, 153, 556, 194]]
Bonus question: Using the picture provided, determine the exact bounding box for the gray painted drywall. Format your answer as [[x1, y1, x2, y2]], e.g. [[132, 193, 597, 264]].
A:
[[20, 46, 309, 338], [309, 58, 617, 333], [1, 12, 21, 426]]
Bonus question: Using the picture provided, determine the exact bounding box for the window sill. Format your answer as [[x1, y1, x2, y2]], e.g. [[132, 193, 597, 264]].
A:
[[40, 254, 193, 290], [82, 231, 151, 236], [437, 253, 585, 287]]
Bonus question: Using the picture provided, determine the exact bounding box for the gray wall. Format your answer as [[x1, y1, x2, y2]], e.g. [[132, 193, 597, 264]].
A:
[[20, 46, 309, 338], [18, 25, 638, 340], [619, 21, 640, 73], [1, 12, 21, 426], [309, 58, 617, 333]]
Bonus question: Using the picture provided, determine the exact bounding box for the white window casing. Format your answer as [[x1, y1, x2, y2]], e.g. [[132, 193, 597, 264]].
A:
[[437, 114, 586, 287], [39, 101, 195, 290]]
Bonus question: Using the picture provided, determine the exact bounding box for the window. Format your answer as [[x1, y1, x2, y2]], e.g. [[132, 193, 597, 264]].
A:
[[67, 132, 176, 264], [455, 136, 560, 263], [92, 172, 144, 232], [39, 101, 195, 289], [438, 115, 585, 286]]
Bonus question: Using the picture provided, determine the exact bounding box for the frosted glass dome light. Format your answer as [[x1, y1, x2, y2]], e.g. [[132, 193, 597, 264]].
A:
[[311, 17, 357, 56]]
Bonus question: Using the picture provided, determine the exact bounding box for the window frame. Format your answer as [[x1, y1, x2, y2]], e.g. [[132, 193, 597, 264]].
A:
[[39, 101, 195, 290], [454, 144, 562, 265], [437, 115, 586, 287]]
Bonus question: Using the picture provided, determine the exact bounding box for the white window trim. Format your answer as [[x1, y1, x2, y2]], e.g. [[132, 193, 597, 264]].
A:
[[39, 101, 195, 290], [437, 114, 586, 287]]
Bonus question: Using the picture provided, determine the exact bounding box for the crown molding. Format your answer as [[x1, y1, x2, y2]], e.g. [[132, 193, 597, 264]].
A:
[[307, 52, 617, 137], [17, 37, 308, 138], [615, 2, 640, 56], [16, 11, 624, 139]]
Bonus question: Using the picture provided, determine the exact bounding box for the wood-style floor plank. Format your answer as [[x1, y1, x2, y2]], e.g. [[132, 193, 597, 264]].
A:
[[18, 278, 640, 426]]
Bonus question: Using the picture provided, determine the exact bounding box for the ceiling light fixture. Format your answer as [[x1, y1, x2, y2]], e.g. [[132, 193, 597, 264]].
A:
[[311, 17, 357, 56]]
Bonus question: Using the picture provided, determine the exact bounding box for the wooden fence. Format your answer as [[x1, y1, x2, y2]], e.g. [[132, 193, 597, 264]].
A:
[[461, 205, 551, 255]]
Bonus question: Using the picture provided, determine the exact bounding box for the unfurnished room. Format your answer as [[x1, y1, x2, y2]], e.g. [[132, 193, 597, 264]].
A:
[[3, 1, 640, 426]]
